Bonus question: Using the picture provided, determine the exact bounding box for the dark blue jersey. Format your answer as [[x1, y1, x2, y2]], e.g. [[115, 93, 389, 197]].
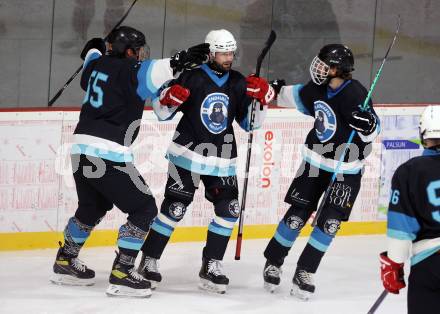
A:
[[152, 63, 267, 176], [278, 79, 380, 175], [387, 149, 440, 265], [72, 49, 174, 162]]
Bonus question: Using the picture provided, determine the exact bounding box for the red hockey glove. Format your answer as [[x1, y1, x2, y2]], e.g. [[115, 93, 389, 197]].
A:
[[246, 75, 275, 106], [159, 85, 190, 107], [380, 251, 406, 294]]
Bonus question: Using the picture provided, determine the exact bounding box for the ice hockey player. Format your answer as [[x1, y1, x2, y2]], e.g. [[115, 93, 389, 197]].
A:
[[379, 105, 440, 314], [137, 29, 275, 294], [262, 44, 380, 300], [49, 25, 210, 298]]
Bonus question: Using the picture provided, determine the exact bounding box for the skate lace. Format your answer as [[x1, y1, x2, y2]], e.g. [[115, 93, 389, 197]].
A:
[[265, 264, 282, 278], [128, 267, 144, 281], [207, 259, 224, 276], [298, 270, 314, 285], [71, 258, 86, 272], [143, 257, 159, 273]]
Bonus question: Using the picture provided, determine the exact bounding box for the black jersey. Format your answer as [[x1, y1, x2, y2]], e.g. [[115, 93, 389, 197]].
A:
[[278, 79, 380, 174], [72, 48, 174, 163], [387, 149, 440, 265], [152, 63, 266, 176]]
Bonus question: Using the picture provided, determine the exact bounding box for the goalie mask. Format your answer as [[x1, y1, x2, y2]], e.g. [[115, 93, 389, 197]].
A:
[[310, 44, 354, 85], [419, 105, 440, 148]]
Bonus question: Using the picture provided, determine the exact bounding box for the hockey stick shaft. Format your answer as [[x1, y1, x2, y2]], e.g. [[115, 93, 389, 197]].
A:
[[311, 16, 400, 227], [367, 290, 389, 314], [235, 30, 276, 260], [48, 0, 138, 107]]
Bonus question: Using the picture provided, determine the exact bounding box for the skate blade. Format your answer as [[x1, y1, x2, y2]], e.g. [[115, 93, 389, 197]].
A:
[[50, 274, 94, 286], [264, 281, 279, 293], [106, 284, 152, 298], [198, 278, 227, 294], [290, 284, 313, 301]]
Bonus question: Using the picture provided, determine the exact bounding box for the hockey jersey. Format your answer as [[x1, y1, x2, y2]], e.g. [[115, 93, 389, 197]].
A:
[[277, 79, 380, 174], [72, 48, 175, 162], [387, 148, 440, 265], [152, 63, 267, 176]]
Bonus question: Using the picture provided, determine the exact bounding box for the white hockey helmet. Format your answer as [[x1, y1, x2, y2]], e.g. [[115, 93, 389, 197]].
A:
[[205, 29, 237, 55], [419, 105, 440, 145]]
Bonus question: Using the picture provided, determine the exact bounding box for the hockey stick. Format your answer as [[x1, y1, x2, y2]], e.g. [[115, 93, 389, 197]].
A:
[[311, 15, 401, 227], [235, 30, 277, 260], [367, 290, 389, 314], [48, 0, 138, 107]]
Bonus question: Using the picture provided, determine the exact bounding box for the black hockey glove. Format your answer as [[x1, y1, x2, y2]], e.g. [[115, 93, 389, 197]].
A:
[[269, 79, 286, 97], [170, 43, 210, 73], [80, 38, 106, 60], [349, 110, 377, 135]]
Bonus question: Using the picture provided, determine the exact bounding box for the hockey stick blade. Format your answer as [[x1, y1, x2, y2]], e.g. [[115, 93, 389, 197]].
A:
[[311, 16, 401, 227], [235, 30, 277, 260], [48, 0, 138, 107], [367, 290, 388, 314]]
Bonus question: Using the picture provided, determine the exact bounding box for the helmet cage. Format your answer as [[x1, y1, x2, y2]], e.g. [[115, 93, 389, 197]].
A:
[[310, 56, 330, 85]]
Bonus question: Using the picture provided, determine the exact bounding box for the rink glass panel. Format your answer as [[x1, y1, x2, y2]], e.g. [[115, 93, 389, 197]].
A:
[[0, 0, 439, 106]]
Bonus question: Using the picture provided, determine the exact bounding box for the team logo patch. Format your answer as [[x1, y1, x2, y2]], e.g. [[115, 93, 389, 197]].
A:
[[228, 199, 240, 217], [200, 92, 229, 134], [169, 202, 186, 220], [324, 219, 340, 236], [286, 215, 304, 230], [313, 100, 337, 143]]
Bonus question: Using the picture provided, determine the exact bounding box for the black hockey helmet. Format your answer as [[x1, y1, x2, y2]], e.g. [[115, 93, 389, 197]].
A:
[[310, 44, 354, 85], [107, 26, 146, 58], [318, 44, 354, 73]]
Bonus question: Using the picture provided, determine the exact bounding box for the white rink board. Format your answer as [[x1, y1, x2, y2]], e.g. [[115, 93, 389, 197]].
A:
[[0, 106, 426, 233]]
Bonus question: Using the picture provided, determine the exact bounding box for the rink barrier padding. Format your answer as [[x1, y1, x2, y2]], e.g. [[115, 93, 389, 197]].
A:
[[0, 221, 386, 251], [0, 105, 430, 251]]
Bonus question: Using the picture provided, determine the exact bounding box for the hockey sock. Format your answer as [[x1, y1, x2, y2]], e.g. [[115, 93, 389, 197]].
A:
[[117, 220, 148, 258], [204, 215, 237, 260], [264, 219, 301, 267], [141, 212, 179, 259], [297, 225, 336, 273], [62, 217, 93, 257]]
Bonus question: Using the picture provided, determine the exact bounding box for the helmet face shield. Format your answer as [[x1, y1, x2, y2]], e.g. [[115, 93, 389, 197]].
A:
[[310, 56, 330, 85]]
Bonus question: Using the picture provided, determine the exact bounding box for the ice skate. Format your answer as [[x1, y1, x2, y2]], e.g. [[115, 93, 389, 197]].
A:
[[50, 242, 95, 286], [138, 253, 162, 289], [106, 253, 152, 298], [198, 257, 229, 294], [290, 268, 315, 301], [263, 260, 282, 293]]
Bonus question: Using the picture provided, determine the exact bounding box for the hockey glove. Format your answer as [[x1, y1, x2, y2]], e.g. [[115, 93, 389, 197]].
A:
[[246, 75, 275, 106], [349, 110, 377, 135], [269, 79, 286, 98], [379, 251, 406, 294], [159, 85, 190, 107], [170, 43, 210, 72], [80, 38, 106, 60]]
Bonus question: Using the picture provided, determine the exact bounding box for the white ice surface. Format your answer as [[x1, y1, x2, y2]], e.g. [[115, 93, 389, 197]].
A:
[[0, 235, 406, 314]]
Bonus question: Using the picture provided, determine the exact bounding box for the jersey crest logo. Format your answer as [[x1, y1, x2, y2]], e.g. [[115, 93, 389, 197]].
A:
[[313, 101, 337, 143], [200, 92, 229, 134]]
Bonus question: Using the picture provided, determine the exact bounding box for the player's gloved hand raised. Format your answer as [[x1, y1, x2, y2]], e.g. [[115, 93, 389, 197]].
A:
[[159, 85, 190, 107], [80, 38, 106, 60], [379, 251, 406, 294], [269, 79, 286, 98], [246, 75, 275, 106], [170, 43, 210, 72], [349, 110, 377, 135]]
